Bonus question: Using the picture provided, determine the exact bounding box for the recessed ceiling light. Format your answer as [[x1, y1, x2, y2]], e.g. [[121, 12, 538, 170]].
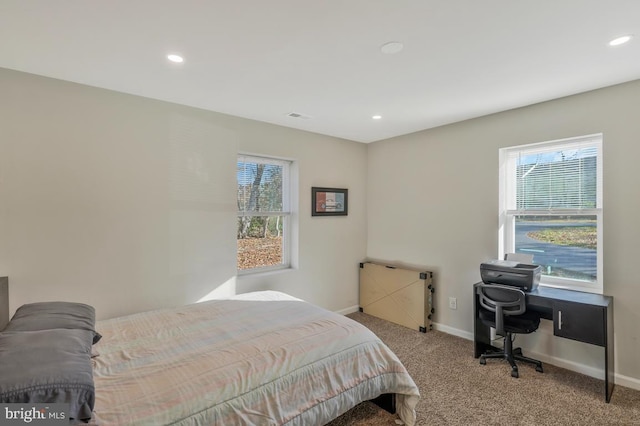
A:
[[608, 35, 633, 46], [380, 42, 404, 54], [372, 115, 382, 120], [167, 54, 184, 63]]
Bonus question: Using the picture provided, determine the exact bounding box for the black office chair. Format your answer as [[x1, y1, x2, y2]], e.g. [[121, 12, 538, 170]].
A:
[[477, 283, 544, 378]]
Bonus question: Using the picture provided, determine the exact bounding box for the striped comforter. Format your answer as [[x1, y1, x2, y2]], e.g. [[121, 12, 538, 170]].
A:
[[92, 291, 419, 425]]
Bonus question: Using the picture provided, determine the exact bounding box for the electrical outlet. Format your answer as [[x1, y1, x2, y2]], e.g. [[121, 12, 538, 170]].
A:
[[449, 297, 457, 310]]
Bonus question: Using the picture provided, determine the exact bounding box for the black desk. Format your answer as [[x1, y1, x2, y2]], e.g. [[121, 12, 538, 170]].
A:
[[473, 282, 614, 402]]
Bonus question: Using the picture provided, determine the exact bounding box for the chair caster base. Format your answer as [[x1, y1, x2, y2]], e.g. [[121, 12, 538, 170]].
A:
[[479, 344, 542, 378]]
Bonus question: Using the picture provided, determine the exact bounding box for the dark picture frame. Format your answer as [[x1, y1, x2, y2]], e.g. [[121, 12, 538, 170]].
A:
[[312, 187, 348, 216]]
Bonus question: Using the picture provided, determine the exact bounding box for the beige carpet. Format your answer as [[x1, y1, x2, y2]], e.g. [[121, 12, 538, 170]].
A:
[[326, 312, 640, 426]]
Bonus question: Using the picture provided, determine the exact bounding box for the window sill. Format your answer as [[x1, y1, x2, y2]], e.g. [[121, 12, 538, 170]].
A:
[[237, 265, 295, 278], [538, 281, 603, 295]]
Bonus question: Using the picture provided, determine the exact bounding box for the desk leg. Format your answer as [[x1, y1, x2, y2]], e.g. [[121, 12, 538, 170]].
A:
[[605, 348, 613, 403], [473, 287, 493, 357], [605, 303, 615, 403]]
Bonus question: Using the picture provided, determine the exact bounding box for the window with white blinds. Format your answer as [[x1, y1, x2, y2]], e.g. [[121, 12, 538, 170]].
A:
[[237, 155, 291, 273], [499, 134, 603, 293]]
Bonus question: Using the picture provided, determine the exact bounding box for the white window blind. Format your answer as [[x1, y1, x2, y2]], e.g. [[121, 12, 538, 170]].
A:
[[505, 134, 602, 214], [237, 155, 290, 215]]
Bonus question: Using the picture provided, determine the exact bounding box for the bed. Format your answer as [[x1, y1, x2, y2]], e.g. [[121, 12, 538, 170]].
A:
[[0, 284, 420, 425]]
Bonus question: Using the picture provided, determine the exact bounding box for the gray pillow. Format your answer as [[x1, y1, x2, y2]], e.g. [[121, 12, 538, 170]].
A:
[[0, 328, 95, 422], [4, 301, 102, 344]]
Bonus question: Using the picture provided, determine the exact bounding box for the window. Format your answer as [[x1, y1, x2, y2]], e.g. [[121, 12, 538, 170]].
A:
[[237, 155, 291, 273], [499, 134, 603, 293]]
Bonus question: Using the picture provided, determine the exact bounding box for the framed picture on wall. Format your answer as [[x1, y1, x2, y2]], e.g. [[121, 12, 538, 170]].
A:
[[312, 187, 348, 216]]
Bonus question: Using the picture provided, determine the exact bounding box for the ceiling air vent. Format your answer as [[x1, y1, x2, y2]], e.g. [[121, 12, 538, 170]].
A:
[[286, 112, 311, 119]]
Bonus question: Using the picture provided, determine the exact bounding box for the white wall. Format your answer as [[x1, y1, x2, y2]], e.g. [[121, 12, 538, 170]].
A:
[[366, 79, 640, 385], [0, 68, 367, 319]]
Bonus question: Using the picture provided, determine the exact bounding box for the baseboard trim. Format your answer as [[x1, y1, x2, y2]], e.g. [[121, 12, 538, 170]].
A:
[[432, 322, 640, 392], [613, 373, 640, 391], [335, 305, 360, 315], [432, 322, 474, 340]]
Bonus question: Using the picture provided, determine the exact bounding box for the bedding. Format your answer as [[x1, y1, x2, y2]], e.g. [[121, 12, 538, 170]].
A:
[[92, 291, 420, 425], [0, 328, 95, 423], [4, 301, 102, 344]]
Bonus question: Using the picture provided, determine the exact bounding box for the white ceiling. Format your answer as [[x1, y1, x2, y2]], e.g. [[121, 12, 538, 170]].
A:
[[1, 1, 639, 143]]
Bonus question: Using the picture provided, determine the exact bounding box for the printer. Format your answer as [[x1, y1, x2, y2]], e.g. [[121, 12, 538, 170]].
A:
[[480, 259, 542, 292]]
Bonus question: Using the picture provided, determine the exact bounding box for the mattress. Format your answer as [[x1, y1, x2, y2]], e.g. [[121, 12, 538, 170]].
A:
[[91, 291, 419, 425]]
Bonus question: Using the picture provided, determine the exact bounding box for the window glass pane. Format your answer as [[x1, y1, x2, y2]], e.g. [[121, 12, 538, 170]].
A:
[[516, 147, 598, 210], [237, 160, 283, 213], [515, 215, 597, 283], [237, 215, 285, 270]]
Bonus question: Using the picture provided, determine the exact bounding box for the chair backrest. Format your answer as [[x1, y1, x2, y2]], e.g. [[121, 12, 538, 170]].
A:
[[477, 283, 527, 335]]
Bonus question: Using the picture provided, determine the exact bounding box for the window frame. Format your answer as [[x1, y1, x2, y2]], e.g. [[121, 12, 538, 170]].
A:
[[498, 134, 603, 294], [237, 154, 293, 275]]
